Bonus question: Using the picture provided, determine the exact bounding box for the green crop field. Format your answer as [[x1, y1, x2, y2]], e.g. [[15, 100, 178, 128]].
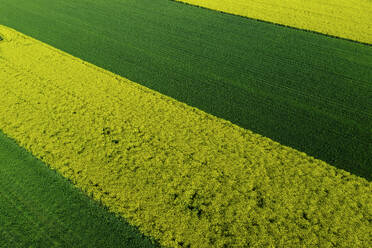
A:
[[0, 131, 160, 248], [0, 0, 371, 247], [0, 0, 370, 179]]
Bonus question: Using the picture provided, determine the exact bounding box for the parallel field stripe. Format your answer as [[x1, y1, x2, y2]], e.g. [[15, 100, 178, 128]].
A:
[[0, 131, 160, 247], [0, 25, 371, 248], [174, 0, 372, 44], [0, 0, 370, 181]]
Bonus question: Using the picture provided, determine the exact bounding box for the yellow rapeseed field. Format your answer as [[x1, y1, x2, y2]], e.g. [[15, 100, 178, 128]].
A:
[[0, 25, 371, 247], [175, 0, 372, 44]]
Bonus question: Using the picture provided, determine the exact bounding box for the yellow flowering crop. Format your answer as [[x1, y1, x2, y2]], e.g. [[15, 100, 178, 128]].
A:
[[174, 0, 372, 44], [0, 25, 371, 247]]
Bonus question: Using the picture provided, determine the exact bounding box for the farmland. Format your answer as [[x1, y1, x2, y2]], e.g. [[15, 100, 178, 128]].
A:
[[0, 0, 370, 180], [0, 131, 159, 248], [0, 0, 371, 247], [1, 25, 371, 247], [174, 0, 372, 44]]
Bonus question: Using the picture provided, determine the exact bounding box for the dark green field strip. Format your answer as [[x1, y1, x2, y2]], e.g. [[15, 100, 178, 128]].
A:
[[0, 0, 371, 180], [0, 131, 160, 248]]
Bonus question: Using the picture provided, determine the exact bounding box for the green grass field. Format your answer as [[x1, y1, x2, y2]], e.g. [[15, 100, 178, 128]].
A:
[[0, 131, 160, 248], [0, 0, 370, 180]]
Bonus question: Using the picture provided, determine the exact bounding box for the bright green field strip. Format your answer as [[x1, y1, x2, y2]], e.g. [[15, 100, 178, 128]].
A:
[[1, 25, 371, 248], [0, 131, 160, 248], [0, 0, 370, 185], [173, 0, 372, 44]]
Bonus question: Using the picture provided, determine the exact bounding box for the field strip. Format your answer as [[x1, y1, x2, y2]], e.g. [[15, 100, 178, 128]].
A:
[[0, 132, 160, 247], [1, 0, 371, 182], [173, 0, 372, 44], [0, 25, 371, 247]]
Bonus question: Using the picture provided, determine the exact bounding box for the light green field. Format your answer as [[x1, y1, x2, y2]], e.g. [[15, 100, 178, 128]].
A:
[[174, 0, 372, 44], [0, 131, 160, 248], [0, 0, 370, 180], [0, 0, 371, 247], [1, 23, 371, 248]]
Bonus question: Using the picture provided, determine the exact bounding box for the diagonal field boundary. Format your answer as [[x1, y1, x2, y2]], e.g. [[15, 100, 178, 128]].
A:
[[0, 129, 160, 248], [173, 0, 372, 45], [0, 0, 370, 181], [0, 25, 370, 248]]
